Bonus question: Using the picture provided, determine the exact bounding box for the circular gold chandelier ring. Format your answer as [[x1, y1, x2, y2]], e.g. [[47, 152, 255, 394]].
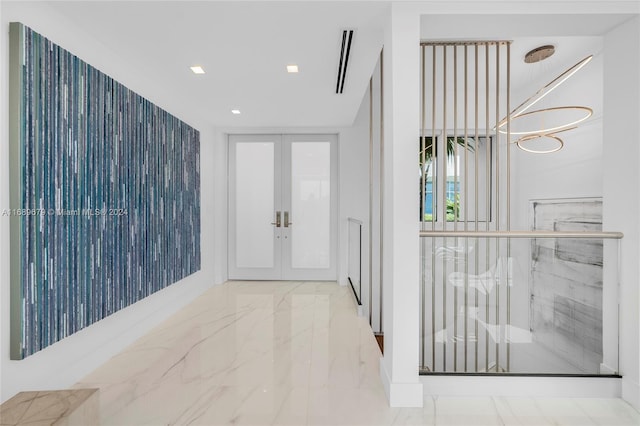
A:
[[508, 126, 577, 144], [498, 106, 593, 135], [516, 133, 564, 154]]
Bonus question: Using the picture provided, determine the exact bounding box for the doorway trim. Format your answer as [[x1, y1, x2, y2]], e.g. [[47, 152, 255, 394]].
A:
[[227, 133, 339, 281]]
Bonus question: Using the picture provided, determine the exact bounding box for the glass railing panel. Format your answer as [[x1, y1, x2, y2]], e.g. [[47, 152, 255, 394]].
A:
[[419, 233, 620, 375]]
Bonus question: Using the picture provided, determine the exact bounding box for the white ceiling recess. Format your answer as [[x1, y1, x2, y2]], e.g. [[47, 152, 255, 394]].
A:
[[421, 14, 634, 91], [44, 1, 388, 128], [24, 4, 638, 129]]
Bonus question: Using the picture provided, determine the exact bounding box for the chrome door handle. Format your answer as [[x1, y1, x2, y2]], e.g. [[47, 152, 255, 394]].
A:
[[284, 211, 292, 227], [271, 211, 281, 227]]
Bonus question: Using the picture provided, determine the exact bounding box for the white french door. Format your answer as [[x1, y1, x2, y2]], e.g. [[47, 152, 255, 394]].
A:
[[228, 134, 338, 280]]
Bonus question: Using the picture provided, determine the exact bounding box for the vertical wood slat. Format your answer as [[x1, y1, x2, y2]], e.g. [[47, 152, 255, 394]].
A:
[[368, 77, 373, 329], [453, 45, 459, 372], [364, 50, 385, 337], [419, 41, 511, 374], [420, 45, 426, 368], [485, 42, 490, 372], [366, 50, 384, 336], [431, 45, 437, 371], [463, 45, 469, 372], [441, 45, 447, 371], [495, 43, 501, 372], [379, 49, 384, 335], [506, 42, 512, 372], [474, 43, 480, 373]]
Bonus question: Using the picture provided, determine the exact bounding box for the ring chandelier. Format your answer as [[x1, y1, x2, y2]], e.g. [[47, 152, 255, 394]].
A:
[[516, 133, 564, 154], [499, 105, 593, 136], [514, 126, 577, 154], [498, 53, 594, 154]]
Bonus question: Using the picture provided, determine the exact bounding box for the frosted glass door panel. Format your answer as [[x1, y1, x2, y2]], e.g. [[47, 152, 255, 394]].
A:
[[235, 142, 274, 268], [291, 142, 331, 269], [229, 134, 336, 281]]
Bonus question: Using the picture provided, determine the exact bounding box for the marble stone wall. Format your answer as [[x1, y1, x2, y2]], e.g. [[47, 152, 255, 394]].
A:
[[530, 198, 603, 373]]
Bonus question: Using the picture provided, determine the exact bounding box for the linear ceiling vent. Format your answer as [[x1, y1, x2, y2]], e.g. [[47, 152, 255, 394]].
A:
[[336, 29, 354, 94]]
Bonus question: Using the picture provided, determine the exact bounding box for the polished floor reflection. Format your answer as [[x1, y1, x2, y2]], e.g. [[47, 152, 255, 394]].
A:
[[75, 281, 640, 425]]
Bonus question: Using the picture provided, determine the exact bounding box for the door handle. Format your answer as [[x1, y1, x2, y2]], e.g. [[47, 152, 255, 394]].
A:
[[284, 211, 292, 227], [271, 211, 281, 227]]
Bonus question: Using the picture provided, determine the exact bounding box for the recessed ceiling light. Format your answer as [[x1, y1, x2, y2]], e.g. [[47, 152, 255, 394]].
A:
[[190, 66, 205, 74], [286, 65, 299, 73], [231, 109, 241, 115]]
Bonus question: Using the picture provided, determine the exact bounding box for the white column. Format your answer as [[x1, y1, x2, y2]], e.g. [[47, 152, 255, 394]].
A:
[[603, 16, 640, 411], [379, 3, 423, 408], [213, 129, 229, 285]]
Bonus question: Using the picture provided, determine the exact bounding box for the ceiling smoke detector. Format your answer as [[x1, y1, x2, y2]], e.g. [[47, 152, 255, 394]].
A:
[[524, 45, 555, 63]]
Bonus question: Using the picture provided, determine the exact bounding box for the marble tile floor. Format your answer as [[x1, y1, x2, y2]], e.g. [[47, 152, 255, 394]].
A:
[[74, 281, 640, 426], [0, 388, 98, 425]]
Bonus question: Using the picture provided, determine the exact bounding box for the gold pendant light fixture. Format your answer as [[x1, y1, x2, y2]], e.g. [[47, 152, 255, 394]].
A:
[[515, 133, 564, 154], [500, 105, 593, 135], [497, 49, 594, 154], [524, 45, 555, 63]]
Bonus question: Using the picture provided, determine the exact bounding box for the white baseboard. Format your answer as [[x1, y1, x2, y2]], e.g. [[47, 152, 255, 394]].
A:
[[1, 272, 215, 404], [600, 363, 617, 375], [422, 375, 621, 398], [622, 377, 640, 411], [379, 358, 424, 407]]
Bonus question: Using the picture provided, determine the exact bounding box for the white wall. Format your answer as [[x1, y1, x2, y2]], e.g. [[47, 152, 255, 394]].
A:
[[511, 38, 604, 229], [379, 2, 424, 407], [603, 15, 640, 410], [400, 0, 639, 410], [508, 39, 607, 373], [0, 2, 216, 403], [370, 59, 384, 334], [337, 56, 384, 332], [0, 0, 379, 402], [212, 128, 229, 286], [338, 87, 371, 291], [213, 125, 372, 287]]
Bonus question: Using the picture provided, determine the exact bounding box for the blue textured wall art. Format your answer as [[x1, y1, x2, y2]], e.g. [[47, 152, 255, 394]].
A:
[[8, 23, 201, 359]]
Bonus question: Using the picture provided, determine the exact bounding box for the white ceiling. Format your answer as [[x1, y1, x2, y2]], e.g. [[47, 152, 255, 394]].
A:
[[38, 4, 636, 129], [421, 13, 633, 90], [45, 1, 388, 128]]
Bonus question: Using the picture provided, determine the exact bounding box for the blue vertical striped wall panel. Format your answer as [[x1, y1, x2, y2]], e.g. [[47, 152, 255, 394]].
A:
[[10, 23, 201, 358]]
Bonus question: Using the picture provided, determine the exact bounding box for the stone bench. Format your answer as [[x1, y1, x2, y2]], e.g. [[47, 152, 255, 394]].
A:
[[0, 389, 98, 426]]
